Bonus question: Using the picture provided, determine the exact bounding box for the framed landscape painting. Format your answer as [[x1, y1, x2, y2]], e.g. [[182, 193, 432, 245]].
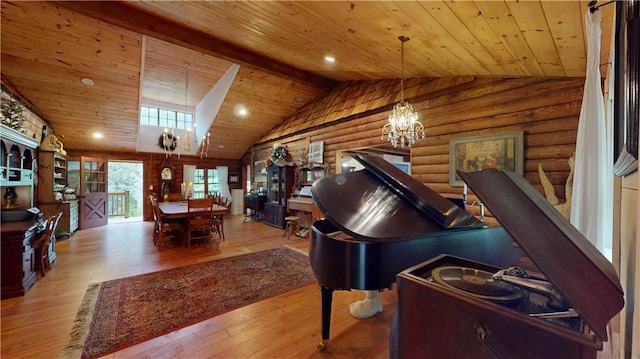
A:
[[449, 131, 524, 187]]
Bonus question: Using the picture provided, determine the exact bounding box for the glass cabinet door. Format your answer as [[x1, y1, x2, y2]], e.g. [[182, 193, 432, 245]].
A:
[[268, 165, 281, 203]]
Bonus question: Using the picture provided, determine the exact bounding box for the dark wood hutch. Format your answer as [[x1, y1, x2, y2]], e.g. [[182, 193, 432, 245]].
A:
[[0, 125, 41, 299]]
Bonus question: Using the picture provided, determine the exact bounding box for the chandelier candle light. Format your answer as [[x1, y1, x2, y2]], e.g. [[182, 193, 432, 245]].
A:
[[181, 66, 191, 158], [382, 36, 425, 148], [183, 128, 191, 153], [198, 132, 210, 159]]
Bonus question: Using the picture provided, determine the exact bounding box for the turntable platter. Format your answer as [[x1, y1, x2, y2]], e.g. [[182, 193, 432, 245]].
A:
[[432, 266, 523, 304]]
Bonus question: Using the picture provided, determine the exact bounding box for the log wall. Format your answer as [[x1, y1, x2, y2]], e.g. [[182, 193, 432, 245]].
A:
[[247, 76, 584, 226], [64, 149, 242, 221]]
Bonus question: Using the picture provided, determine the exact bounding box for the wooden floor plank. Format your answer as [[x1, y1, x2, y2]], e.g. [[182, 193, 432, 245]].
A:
[[1, 215, 395, 359]]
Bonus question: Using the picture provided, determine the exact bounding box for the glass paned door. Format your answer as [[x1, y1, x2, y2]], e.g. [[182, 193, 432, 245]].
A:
[[79, 156, 108, 229]]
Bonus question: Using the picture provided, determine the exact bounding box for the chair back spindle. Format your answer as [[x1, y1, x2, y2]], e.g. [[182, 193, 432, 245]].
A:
[[186, 197, 215, 248]]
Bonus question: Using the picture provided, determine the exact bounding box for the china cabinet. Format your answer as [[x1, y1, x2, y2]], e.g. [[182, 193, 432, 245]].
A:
[[264, 163, 294, 228], [37, 151, 78, 235], [0, 125, 37, 209], [37, 151, 67, 203], [0, 125, 39, 299]]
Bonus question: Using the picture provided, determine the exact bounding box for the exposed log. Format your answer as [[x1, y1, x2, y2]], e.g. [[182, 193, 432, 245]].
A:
[[250, 76, 580, 222]]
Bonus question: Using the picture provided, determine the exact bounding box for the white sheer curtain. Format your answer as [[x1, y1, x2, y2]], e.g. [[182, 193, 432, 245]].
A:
[[570, 9, 613, 257], [217, 166, 231, 202]]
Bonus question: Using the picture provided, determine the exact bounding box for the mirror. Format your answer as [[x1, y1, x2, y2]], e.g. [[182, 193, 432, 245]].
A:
[[336, 145, 410, 174], [252, 160, 267, 193]]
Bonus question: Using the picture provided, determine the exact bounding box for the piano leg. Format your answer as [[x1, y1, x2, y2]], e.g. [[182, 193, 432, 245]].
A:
[[319, 285, 334, 350], [349, 290, 383, 319]]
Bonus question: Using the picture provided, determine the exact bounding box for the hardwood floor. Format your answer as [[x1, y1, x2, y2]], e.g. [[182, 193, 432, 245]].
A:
[[1, 215, 396, 359]]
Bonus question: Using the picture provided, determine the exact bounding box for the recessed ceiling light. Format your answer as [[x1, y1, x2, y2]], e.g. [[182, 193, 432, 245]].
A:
[[81, 77, 94, 86], [93, 132, 103, 139], [324, 55, 335, 63], [234, 104, 248, 116]]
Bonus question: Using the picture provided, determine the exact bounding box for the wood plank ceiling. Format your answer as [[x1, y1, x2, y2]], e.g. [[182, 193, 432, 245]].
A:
[[0, 1, 614, 160]]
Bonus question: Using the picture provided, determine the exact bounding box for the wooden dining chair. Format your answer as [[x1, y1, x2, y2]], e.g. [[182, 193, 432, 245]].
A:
[[211, 197, 232, 241], [150, 194, 182, 247], [186, 197, 215, 248], [33, 212, 63, 277], [149, 194, 160, 245], [208, 193, 222, 204]]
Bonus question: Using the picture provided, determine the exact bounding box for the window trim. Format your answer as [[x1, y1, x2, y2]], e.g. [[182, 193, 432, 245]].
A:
[[139, 104, 194, 130]]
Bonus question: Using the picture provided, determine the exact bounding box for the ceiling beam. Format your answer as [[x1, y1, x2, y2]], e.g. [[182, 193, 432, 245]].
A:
[[56, 1, 336, 89]]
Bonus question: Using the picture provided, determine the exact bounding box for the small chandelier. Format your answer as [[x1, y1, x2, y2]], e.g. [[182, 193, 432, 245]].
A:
[[196, 132, 210, 159], [160, 128, 179, 158], [382, 36, 424, 148]]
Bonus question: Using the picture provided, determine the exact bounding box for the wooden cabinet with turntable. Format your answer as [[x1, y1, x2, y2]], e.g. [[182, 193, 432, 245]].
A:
[[392, 169, 624, 359]]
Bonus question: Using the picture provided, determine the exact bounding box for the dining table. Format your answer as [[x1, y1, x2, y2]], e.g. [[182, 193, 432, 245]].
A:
[[157, 201, 228, 219], [157, 201, 229, 246]]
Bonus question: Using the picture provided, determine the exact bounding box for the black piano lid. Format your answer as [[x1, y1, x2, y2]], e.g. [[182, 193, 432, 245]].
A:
[[311, 155, 483, 242], [458, 168, 624, 342]]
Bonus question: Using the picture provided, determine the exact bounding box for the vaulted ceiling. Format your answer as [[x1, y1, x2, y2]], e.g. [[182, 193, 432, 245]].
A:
[[0, 1, 614, 160]]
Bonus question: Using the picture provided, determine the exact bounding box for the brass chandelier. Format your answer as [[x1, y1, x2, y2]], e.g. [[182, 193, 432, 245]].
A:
[[382, 36, 424, 148]]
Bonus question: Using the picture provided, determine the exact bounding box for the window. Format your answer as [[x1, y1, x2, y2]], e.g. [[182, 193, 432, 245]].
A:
[[192, 168, 220, 198], [140, 106, 192, 130]]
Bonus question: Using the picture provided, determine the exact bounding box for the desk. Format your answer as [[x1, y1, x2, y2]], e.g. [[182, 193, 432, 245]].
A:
[[158, 202, 228, 219]]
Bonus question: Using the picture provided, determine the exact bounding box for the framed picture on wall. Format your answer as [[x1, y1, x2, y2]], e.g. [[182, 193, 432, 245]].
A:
[[449, 131, 524, 187], [309, 141, 324, 164], [253, 160, 267, 184], [229, 175, 239, 184]]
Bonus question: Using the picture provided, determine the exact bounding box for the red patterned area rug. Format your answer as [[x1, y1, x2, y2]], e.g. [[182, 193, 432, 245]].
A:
[[58, 246, 315, 359]]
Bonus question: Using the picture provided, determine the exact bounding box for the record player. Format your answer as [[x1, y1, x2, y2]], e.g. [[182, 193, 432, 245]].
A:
[[393, 169, 624, 359]]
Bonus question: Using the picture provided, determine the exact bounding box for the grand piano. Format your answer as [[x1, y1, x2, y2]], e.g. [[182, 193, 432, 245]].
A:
[[309, 155, 523, 349]]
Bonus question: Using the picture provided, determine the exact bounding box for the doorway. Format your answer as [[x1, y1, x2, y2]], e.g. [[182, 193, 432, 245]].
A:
[[67, 156, 109, 230], [108, 161, 144, 223]]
